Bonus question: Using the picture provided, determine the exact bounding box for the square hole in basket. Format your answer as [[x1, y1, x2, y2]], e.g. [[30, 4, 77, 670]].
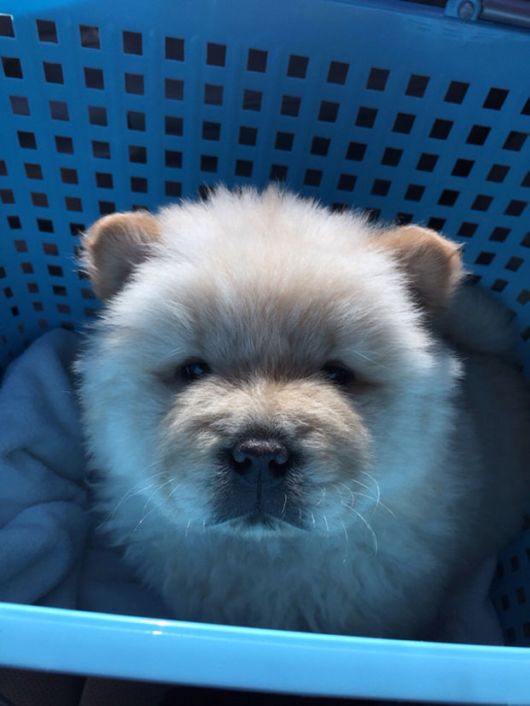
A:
[[487, 164, 510, 182], [43, 242, 58, 256], [0, 189, 14, 204], [205, 84, 223, 106], [438, 189, 459, 206], [393, 113, 415, 134], [371, 179, 390, 196], [202, 121, 220, 141], [382, 148, 402, 167], [304, 169, 322, 187], [0, 14, 15, 37], [311, 137, 330, 156], [483, 87, 508, 110], [99, 201, 115, 215], [166, 37, 184, 61], [444, 81, 469, 104], [129, 145, 147, 163], [88, 105, 107, 126], [123, 31, 142, 55], [84, 67, 104, 89], [476, 251, 495, 265], [472, 194, 493, 211], [8, 216, 21, 229], [37, 219, 54, 233], [281, 95, 301, 117], [242, 89, 260, 111], [43, 61, 63, 83], [201, 155, 218, 172], [32, 192, 48, 207], [96, 172, 113, 188], [207, 43, 226, 67], [430, 119, 453, 140], [506, 256, 524, 272], [319, 101, 339, 122], [406, 74, 429, 97], [126, 73, 144, 95], [10, 96, 29, 115], [490, 227, 510, 242], [235, 160, 253, 177], [65, 196, 82, 212], [287, 55, 309, 78], [18, 131, 37, 149], [239, 126, 257, 146], [165, 150, 182, 168], [165, 79, 183, 100], [0, 160, 6, 176], [2, 57, 23, 78], [518, 290, 530, 305], [275, 132, 294, 150], [417, 153, 438, 172], [504, 131, 527, 151], [270, 164, 288, 181], [327, 61, 349, 85], [356, 107, 377, 128], [50, 100, 68, 120], [428, 217, 446, 231], [60, 168, 78, 184], [490, 278, 508, 293], [37, 19, 57, 42], [467, 125, 491, 145], [396, 214, 415, 227], [522, 171, 530, 188], [131, 176, 147, 193], [452, 158, 474, 177], [165, 181, 181, 197], [367, 67, 389, 91], [80, 25, 100, 49], [505, 200, 526, 216], [127, 111, 145, 131], [54, 137, 74, 156], [14, 239, 27, 252], [522, 99, 530, 115], [165, 116, 183, 136], [405, 184, 425, 201], [92, 140, 110, 158], [346, 142, 367, 161], [338, 174, 356, 191], [25, 163, 43, 179], [247, 48, 267, 72]]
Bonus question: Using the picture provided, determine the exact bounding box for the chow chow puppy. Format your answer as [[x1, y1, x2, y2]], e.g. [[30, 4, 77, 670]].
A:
[[77, 186, 529, 639]]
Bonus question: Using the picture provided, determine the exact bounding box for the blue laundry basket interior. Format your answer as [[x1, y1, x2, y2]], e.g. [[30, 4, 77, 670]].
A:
[[1, 0, 530, 658]]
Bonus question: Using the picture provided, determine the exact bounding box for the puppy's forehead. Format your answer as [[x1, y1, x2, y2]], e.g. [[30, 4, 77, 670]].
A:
[[169, 255, 389, 375]]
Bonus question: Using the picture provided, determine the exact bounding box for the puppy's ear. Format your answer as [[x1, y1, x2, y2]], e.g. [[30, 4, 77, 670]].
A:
[[82, 211, 160, 299], [376, 225, 463, 311]]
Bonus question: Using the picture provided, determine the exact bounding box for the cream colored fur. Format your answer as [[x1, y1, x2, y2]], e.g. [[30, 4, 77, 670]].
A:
[[77, 187, 530, 639]]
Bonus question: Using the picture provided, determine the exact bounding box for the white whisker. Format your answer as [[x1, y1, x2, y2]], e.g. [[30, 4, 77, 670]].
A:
[[281, 493, 288, 517], [340, 520, 349, 563], [342, 503, 378, 554]]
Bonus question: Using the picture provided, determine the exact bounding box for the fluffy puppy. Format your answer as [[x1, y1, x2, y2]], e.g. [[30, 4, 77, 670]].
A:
[[77, 186, 530, 639]]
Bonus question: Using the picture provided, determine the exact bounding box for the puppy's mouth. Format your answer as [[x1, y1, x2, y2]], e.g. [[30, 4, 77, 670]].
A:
[[210, 437, 306, 531]]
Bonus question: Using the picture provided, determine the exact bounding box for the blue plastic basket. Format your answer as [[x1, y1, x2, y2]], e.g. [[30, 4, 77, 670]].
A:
[[1, 0, 530, 702]]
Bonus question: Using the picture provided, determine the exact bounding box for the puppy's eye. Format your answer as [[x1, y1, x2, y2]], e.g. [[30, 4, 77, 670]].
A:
[[179, 359, 211, 383], [321, 362, 356, 387]]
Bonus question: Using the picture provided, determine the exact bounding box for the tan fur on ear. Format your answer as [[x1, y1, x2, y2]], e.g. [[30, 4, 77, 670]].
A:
[[83, 211, 160, 299], [376, 225, 463, 311]]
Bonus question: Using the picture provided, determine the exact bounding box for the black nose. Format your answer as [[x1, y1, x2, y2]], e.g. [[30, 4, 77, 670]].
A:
[[228, 438, 291, 485]]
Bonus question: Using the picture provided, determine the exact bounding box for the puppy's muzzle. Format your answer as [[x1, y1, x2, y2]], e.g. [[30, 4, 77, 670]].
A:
[[216, 436, 302, 528]]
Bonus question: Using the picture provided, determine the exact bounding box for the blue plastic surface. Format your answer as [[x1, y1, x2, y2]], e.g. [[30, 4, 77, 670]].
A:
[[1, 0, 530, 701], [1, 601, 530, 704]]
